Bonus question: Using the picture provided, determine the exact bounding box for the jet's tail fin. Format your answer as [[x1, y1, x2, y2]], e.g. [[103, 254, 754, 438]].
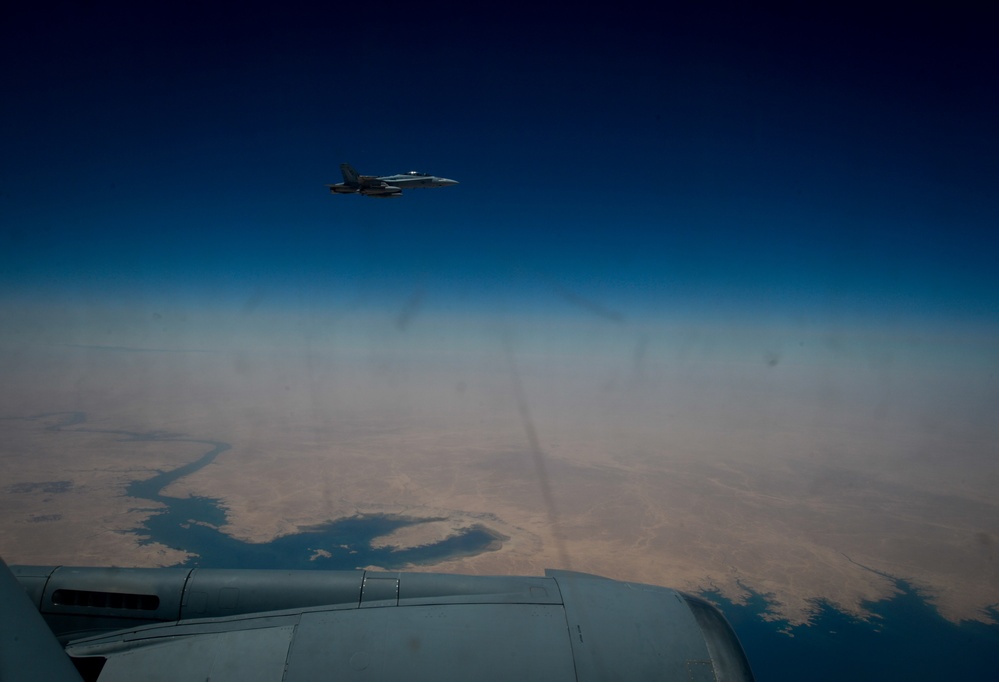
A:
[[340, 163, 360, 186]]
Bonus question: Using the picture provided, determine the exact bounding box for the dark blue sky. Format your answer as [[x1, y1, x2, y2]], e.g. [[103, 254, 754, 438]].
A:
[[2, 3, 997, 324]]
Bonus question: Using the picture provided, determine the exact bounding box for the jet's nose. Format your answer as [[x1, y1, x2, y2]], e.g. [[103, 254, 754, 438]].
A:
[[439, 178, 459, 186]]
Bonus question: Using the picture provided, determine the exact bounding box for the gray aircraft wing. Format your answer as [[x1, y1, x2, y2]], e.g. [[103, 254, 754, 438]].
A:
[[4, 561, 754, 681]]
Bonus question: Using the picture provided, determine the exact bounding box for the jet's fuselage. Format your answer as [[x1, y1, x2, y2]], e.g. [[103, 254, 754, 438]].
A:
[[375, 172, 458, 188], [328, 164, 458, 197]]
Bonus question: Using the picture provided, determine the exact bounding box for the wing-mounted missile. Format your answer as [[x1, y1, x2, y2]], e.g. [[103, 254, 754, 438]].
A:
[[360, 185, 403, 197], [327, 183, 359, 194], [10, 564, 754, 681]]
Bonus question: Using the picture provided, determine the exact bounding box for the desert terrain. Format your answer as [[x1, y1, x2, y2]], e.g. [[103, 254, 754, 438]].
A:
[[1, 319, 997, 627]]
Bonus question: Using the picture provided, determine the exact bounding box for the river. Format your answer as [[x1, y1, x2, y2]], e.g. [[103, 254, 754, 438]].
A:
[[35, 411, 503, 570]]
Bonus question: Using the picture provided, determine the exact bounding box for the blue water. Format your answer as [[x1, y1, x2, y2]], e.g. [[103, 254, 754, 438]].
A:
[[705, 582, 999, 681], [32, 412, 504, 570], [143, 510, 504, 570]]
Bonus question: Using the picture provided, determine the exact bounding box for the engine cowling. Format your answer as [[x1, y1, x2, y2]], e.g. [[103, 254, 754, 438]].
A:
[[7, 565, 756, 681]]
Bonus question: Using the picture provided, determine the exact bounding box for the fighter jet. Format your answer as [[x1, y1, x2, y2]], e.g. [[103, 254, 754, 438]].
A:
[[328, 163, 458, 198]]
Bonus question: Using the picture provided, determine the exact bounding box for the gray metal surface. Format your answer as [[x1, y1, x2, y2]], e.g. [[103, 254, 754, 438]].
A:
[[182, 568, 364, 617], [0, 559, 82, 682], [360, 574, 400, 607], [549, 570, 716, 681], [681, 594, 756, 682], [82, 625, 296, 682], [13, 565, 755, 681], [17, 564, 189, 643], [396, 572, 561, 605], [284, 604, 577, 681]]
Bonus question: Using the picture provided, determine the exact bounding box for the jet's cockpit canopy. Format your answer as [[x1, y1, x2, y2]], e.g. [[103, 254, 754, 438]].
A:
[[405, 170, 428, 176]]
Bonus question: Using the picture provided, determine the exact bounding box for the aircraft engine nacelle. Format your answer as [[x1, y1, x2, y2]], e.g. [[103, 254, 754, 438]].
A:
[[5, 564, 755, 682]]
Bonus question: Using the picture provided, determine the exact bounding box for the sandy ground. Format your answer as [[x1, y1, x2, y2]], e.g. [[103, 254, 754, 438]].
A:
[[1, 342, 997, 626]]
